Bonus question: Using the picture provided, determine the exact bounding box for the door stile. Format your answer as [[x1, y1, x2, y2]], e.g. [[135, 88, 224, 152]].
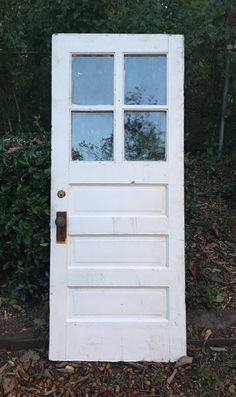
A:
[[167, 35, 186, 359], [50, 36, 70, 360]]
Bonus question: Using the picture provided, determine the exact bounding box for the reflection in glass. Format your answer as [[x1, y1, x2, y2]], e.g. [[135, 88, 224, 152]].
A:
[[125, 56, 166, 105], [72, 55, 114, 105], [125, 112, 166, 161], [72, 112, 113, 161]]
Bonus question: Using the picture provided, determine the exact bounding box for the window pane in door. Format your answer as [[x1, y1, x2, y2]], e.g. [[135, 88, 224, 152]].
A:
[[72, 55, 114, 105], [125, 112, 166, 161], [72, 112, 113, 161], [125, 56, 166, 105]]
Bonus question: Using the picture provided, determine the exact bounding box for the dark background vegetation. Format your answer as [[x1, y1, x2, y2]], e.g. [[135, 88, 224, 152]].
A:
[[0, 0, 236, 150], [0, 0, 235, 304]]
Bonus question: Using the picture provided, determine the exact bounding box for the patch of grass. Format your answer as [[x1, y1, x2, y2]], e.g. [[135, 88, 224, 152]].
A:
[[186, 281, 226, 307], [219, 214, 236, 240], [227, 353, 236, 376], [197, 364, 221, 394], [150, 365, 165, 385]]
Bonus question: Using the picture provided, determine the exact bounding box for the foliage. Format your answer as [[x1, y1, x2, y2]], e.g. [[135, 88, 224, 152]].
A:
[[186, 281, 225, 307], [0, 0, 236, 153], [125, 112, 165, 160], [0, 130, 50, 303], [197, 364, 221, 394], [72, 136, 113, 161]]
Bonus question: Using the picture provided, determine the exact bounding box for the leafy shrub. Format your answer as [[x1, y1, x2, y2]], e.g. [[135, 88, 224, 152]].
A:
[[0, 131, 50, 303]]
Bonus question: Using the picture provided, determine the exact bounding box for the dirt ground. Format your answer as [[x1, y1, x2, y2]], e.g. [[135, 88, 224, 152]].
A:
[[0, 345, 235, 396], [0, 297, 235, 396]]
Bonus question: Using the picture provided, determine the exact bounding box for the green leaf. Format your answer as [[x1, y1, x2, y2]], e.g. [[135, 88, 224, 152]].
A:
[[214, 293, 226, 303], [209, 346, 227, 352]]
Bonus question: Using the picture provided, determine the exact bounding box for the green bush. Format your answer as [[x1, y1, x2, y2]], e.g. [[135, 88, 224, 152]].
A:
[[0, 131, 50, 303]]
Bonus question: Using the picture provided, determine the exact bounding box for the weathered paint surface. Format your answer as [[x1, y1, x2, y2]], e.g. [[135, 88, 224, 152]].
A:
[[50, 34, 186, 362]]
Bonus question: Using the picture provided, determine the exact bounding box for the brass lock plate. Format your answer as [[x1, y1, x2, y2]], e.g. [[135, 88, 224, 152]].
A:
[[56, 211, 67, 243]]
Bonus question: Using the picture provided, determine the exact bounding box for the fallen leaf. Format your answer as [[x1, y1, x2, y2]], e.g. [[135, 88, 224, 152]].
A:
[[31, 138, 42, 145], [209, 346, 227, 352], [42, 368, 53, 379], [4, 146, 23, 155], [174, 355, 193, 368], [56, 362, 68, 368], [65, 364, 74, 374], [217, 261, 228, 265], [229, 384, 236, 394], [57, 364, 74, 374], [44, 388, 56, 396], [8, 360, 15, 367], [16, 363, 29, 380], [211, 267, 222, 273], [20, 350, 40, 363], [189, 261, 198, 279], [212, 223, 219, 237], [12, 304, 22, 311], [3, 377, 15, 394], [0, 363, 8, 374], [214, 293, 226, 303], [201, 328, 212, 344], [72, 375, 90, 390], [205, 242, 218, 250], [167, 368, 178, 385]]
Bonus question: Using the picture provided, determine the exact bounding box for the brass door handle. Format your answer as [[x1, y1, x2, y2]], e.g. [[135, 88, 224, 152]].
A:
[[55, 211, 67, 243]]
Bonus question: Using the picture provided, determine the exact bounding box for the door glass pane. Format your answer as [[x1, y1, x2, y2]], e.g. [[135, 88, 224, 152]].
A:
[[125, 112, 166, 161], [72, 112, 113, 161], [72, 55, 114, 105], [125, 56, 166, 105]]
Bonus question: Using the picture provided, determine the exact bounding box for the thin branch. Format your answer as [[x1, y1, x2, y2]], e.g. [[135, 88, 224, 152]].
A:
[[218, 54, 230, 158]]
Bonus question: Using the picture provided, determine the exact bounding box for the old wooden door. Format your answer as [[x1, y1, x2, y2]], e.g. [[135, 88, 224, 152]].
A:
[[50, 34, 186, 362]]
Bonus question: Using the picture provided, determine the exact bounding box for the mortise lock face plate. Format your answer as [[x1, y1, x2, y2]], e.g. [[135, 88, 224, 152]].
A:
[[55, 211, 67, 243]]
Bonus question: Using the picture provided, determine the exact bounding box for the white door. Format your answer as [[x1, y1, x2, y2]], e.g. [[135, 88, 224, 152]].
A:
[[50, 34, 186, 362]]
